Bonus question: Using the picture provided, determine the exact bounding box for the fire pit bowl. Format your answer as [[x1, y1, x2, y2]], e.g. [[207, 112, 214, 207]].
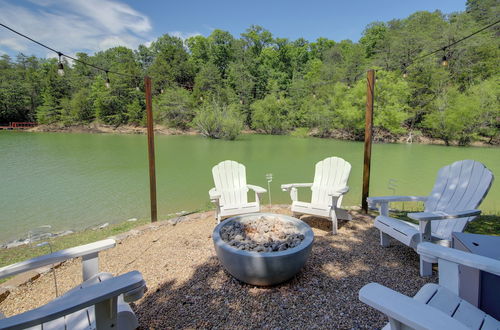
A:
[[212, 213, 314, 286]]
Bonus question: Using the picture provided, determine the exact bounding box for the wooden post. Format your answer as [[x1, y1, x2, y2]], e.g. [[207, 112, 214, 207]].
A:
[[144, 76, 157, 222], [362, 70, 375, 213]]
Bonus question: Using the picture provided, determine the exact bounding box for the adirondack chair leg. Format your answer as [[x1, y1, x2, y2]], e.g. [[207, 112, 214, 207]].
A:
[[419, 257, 433, 277], [331, 211, 338, 235], [95, 296, 119, 329], [82, 252, 99, 281], [379, 202, 389, 217], [380, 231, 391, 247], [388, 318, 403, 330]]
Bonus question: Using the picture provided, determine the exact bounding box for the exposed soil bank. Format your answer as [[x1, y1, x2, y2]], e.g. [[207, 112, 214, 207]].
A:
[[27, 123, 498, 147]]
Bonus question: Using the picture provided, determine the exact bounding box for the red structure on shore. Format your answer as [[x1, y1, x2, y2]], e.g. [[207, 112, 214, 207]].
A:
[[0, 122, 37, 130]]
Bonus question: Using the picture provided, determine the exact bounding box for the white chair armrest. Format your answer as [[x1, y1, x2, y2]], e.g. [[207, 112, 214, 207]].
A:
[[281, 183, 313, 191], [328, 186, 349, 196], [0, 239, 116, 280], [417, 242, 500, 276], [0, 271, 146, 329], [367, 195, 428, 205], [359, 283, 468, 330], [408, 209, 480, 222], [209, 188, 221, 201], [247, 184, 267, 194]]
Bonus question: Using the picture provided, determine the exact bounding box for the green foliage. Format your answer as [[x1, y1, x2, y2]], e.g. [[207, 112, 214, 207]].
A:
[[1, 1, 498, 145], [423, 77, 500, 145], [251, 94, 291, 134], [192, 101, 243, 140], [290, 127, 310, 138], [154, 87, 194, 129]]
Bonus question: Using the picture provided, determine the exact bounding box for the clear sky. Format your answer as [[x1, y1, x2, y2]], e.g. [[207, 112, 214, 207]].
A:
[[0, 0, 466, 58]]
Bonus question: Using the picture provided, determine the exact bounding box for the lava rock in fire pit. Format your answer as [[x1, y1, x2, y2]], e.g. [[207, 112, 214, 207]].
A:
[[213, 213, 314, 286], [220, 216, 305, 252]]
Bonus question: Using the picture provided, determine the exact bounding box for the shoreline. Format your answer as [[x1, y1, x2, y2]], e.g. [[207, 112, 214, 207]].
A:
[[22, 123, 498, 147]]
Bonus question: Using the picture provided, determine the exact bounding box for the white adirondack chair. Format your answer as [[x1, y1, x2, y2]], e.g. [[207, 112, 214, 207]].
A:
[[209, 160, 267, 223], [0, 239, 146, 329], [281, 157, 352, 234], [367, 160, 494, 276], [359, 242, 500, 330]]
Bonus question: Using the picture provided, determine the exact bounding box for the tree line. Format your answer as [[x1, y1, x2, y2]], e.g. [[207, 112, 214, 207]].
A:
[[0, 0, 498, 145]]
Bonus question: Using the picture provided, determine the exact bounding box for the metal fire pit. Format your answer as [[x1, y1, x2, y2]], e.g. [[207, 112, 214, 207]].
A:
[[212, 213, 314, 286]]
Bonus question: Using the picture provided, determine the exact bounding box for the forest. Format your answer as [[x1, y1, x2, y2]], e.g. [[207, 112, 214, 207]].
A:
[[0, 0, 498, 145]]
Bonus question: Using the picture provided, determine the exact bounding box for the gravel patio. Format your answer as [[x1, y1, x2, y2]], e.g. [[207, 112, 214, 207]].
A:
[[0, 206, 437, 329]]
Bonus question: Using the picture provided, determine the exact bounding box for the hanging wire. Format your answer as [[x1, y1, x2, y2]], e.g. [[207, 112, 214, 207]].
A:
[[406, 18, 500, 68], [0, 22, 141, 79], [2, 18, 498, 88]]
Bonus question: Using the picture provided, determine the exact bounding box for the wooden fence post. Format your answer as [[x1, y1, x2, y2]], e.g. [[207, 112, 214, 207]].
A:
[[144, 76, 158, 222], [362, 70, 375, 213]]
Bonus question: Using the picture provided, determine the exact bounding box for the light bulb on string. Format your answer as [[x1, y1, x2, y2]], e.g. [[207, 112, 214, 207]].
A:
[[441, 55, 448, 67], [57, 53, 64, 76], [105, 71, 110, 89], [441, 48, 448, 66], [402, 64, 408, 78]]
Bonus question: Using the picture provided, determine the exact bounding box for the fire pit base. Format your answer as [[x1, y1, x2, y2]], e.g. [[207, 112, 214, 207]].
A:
[[212, 213, 314, 286]]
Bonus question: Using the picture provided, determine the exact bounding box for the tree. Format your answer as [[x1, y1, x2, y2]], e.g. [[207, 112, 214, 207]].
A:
[[251, 94, 291, 134], [154, 87, 194, 129]]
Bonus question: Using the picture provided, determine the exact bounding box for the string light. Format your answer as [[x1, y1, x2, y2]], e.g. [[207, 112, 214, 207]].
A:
[[57, 52, 64, 76], [0, 22, 141, 81], [407, 19, 499, 69], [105, 71, 110, 89], [1, 18, 498, 94], [441, 48, 448, 66]]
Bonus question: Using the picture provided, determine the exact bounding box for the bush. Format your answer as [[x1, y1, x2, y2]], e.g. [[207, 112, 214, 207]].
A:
[[290, 127, 310, 138], [251, 94, 291, 134], [192, 101, 243, 140], [154, 87, 194, 129]]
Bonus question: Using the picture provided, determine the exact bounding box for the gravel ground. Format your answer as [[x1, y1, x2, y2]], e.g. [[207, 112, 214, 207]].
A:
[[0, 206, 436, 329]]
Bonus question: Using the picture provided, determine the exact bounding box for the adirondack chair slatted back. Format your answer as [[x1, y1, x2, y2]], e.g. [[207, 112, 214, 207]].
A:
[[311, 157, 351, 206], [425, 160, 494, 239], [212, 160, 249, 206]]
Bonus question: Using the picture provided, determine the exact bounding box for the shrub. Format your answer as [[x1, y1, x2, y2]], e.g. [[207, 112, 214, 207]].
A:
[[192, 101, 243, 140]]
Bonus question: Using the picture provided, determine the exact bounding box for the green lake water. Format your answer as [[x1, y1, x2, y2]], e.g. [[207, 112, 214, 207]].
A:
[[0, 131, 498, 243]]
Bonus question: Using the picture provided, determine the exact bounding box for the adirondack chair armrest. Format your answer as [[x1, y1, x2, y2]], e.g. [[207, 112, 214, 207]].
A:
[[328, 186, 349, 196], [209, 188, 221, 201], [367, 196, 428, 216], [408, 209, 481, 222], [359, 283, 469, 330], [281, 183, 313, 191], [417, 242, 500, 276], [247, 184, 267, 194], [0, 271, 146, 329], [367, 195, 427, 206], [0, 239, 116, 280]]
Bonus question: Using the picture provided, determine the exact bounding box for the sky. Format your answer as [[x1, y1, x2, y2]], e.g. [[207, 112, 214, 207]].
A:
[[0, 0, 466, 58]]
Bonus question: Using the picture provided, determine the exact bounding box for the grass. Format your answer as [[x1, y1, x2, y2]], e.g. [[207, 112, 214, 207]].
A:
[[389, 210, 500, 236], [0, 218, 152, 281]]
